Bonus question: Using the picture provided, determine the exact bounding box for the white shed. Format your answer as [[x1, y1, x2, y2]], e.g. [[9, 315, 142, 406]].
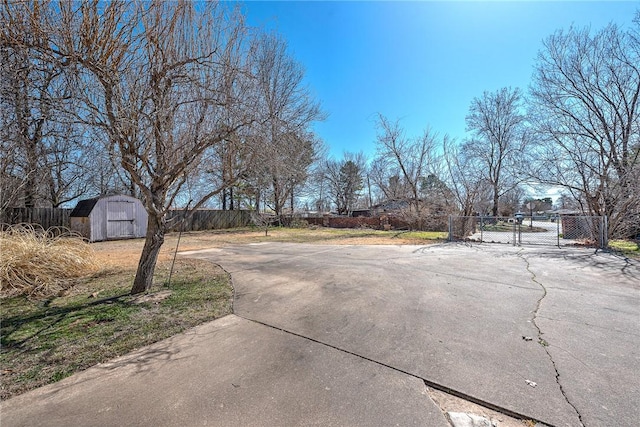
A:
[[70, 195, 148, 242]]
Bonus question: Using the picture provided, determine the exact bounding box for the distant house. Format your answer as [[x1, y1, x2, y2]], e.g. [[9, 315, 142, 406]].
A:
[[350, 199, 416, 217], [370, 199, 412, 215], [351, 209, 372, 218], [70, 195, 147, 242], [377, 196, 456, 215]]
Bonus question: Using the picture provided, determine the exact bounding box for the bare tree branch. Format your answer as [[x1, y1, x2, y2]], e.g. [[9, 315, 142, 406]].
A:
[[529, 22, 640, 238]]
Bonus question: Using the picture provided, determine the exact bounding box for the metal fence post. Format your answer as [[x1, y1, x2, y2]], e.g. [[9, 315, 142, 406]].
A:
[[480, 216, 483, 243], [557, 215, 560, 247], [448, 215, 452, 242], [518, 223, 522, 246]]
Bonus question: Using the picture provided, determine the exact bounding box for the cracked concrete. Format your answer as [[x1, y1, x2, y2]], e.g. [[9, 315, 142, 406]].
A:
[[179, 244, 547, 424], [239, 314, 535, 426], [516, 250, 585, 427], [239, 313, 538, 426], [192, 242, 638, 426], [518, 248, 640, 427]]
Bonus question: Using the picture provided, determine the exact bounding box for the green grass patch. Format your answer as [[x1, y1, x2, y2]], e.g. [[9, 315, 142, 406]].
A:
[[246, 227, 448, 243], [479, 222, 514, 232], [0, 259, 232, 400], [258, 227, 391, 242], [479, 222, 548, 233], [609, 240, 640, 259], [392, 231, 448, 240]]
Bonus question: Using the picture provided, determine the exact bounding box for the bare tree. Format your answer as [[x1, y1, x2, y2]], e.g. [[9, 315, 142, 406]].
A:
[[374, 114, 440, 225], [1, 1, 89, 208], [368, 157, 411, 202], [79, 127, 134, 197], [499, 186, 526, 216], [253, 130, 316, 221], [9, 1, 260, 294], [442, 136, 489, 216], [323, 152, 366, 215], [42, 126, 91, 207], [296, 138, 330, 212], [103, 2, 254, 293], [250, 33, 324, 222], [529, 21, 640, 238], [464, 87, 527, 217]]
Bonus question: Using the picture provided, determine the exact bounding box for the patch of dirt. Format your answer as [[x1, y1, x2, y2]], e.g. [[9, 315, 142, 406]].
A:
[[131, 290, 172, 305], [90, 229, 438, 269], [91, 232, 230, 269]]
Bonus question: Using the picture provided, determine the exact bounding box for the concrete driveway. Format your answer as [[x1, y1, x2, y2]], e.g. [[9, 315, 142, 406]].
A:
[[2, 243, 638, 427], [186, 243, 639, 426]]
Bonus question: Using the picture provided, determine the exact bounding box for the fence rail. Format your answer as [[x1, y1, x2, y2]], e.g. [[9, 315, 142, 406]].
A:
[[0, 207, 72, 230], [166, 209, 252, 231], [1, 207, 252, 233]]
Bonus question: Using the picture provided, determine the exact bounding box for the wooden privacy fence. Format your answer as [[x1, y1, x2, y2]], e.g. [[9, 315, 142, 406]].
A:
[[2, 207, 252, 233], [1, 208, 72, 230], [166, 209, 252, 231]]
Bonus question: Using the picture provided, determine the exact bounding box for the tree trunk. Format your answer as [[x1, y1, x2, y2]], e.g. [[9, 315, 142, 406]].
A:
[[24, 174, 36, 208], [273, 178, 283, 226], [275, 200, 283, 226], [492, 185, 499, 216], [24, 140, 38, 208], [130, 215, 166, 295], [290, 185, 294, 214]]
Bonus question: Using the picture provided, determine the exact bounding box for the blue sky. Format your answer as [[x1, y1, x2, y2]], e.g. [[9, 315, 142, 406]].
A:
[[241, 1, 638, 159]]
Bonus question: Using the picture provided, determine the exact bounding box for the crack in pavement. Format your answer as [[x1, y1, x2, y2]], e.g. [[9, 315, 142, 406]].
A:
[[215, 245, 589, 426], [516, 249, 585, 427], [236, 314, 548, 426]]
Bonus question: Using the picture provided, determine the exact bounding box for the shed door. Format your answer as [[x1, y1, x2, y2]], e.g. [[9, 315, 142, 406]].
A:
[[106, 201, 135, 238]]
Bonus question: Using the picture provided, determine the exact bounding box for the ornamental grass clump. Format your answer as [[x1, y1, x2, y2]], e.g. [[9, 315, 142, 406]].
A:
[[0, 224, 99, 297]]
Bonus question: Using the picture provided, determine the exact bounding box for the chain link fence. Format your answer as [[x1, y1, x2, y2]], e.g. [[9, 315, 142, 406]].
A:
[[448, 215, 607, 248]]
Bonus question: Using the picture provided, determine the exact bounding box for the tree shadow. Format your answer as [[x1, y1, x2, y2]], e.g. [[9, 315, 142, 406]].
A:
[[527, 247, 640, 285], [1, 293, 131, 349]]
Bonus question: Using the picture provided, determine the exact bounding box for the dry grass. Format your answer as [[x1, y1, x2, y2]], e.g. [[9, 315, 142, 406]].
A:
[[0, 224, 99, 297]]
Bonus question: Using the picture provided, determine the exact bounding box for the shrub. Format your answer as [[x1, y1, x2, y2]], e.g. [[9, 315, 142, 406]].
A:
[[289, 218, 309, 229], [0, 223, 99, 297]]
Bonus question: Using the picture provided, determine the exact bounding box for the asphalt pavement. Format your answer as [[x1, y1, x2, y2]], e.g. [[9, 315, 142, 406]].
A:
[[2, 242, 638, 427]]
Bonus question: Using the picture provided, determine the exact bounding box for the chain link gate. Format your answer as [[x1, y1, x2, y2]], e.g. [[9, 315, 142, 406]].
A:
[[448, 215, 607, 248]]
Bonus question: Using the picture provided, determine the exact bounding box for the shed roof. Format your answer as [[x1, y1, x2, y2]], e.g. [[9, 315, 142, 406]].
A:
[[70, 198, 99, 217]]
